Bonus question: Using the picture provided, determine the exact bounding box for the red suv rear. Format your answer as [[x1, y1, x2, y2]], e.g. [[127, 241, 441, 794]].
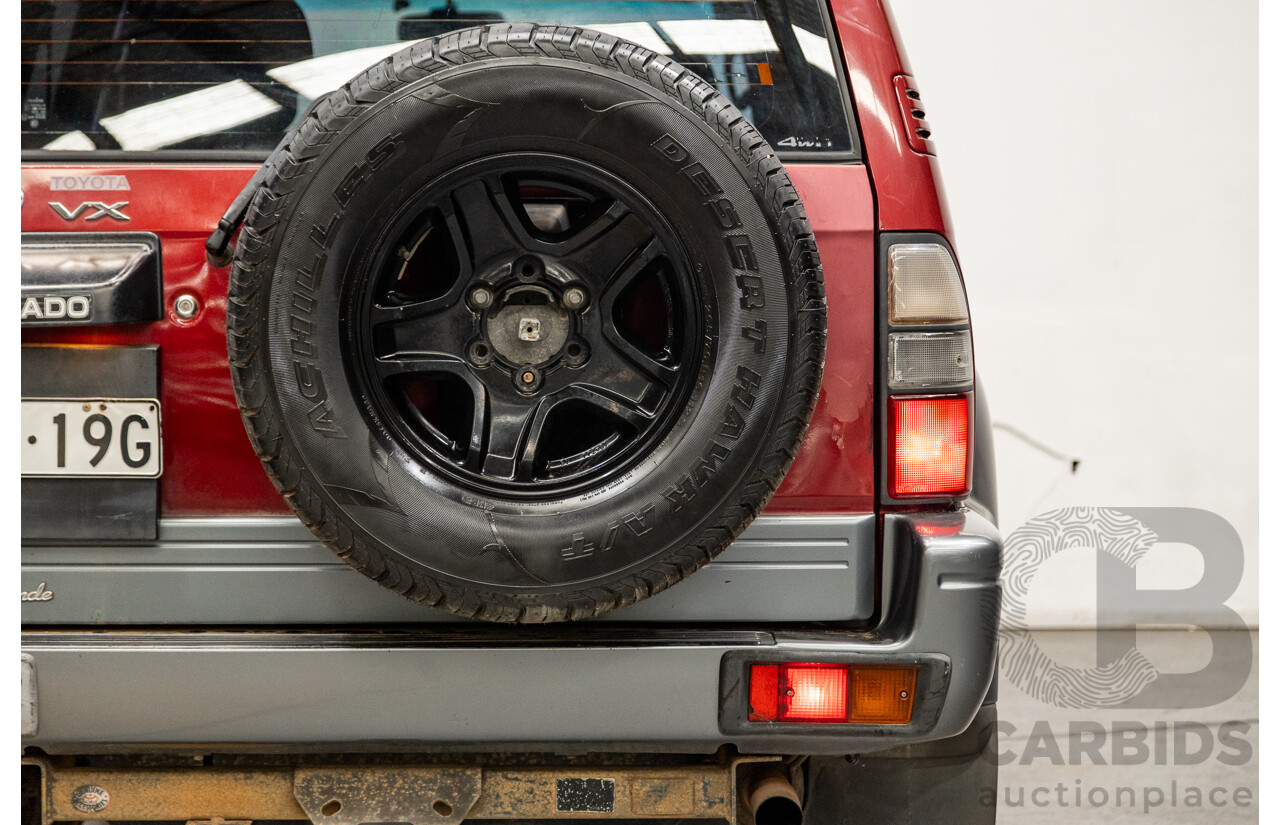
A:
[[21, 2, 1001, 823]]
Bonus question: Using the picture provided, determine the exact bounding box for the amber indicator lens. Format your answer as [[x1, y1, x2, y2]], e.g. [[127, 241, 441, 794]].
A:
[[748, 663, 918, 725], [849, 665, 917, 724]]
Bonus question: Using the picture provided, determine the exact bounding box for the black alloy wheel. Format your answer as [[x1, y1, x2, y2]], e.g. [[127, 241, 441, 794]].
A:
[[348, 154, 701, 498]]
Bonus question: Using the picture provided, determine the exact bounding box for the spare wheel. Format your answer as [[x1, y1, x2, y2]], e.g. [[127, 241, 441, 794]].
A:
[[226, 23, 826, 622]]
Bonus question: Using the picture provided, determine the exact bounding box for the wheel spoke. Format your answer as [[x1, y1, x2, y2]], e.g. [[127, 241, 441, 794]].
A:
[[440, 208, 476, 282], [448, 176, 530, 270], [372, 353, 472, 383], [553, 384, 655, 432], [371, 297, 475, 359], [603, 306, 681, 382], [478, 390, 543, 481], [370, 289, 457, 326], [559, 209, 656, 291], [570, 332, 674, 416], [597, 236, 666, 304], [548, 200, 627, 249]]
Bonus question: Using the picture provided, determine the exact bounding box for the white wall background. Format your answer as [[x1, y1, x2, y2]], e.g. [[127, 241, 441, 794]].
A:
[[889, 0, 1258, 626]]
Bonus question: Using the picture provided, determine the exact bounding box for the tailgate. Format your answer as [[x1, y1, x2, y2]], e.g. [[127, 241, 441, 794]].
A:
[[20, 162, 877, 625]]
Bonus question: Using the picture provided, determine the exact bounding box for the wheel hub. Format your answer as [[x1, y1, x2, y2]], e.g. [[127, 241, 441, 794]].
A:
[[483, 282, 573, 369]]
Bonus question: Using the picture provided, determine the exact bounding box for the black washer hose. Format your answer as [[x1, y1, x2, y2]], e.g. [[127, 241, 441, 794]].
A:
[[205, 93, 335, 267]]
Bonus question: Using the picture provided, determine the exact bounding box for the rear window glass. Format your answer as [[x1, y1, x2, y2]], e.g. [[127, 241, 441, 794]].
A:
[[21, 0, 856, 156]]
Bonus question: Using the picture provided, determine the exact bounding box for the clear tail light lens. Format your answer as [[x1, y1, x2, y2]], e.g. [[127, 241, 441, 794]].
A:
[[887, 243, 969, 324], [888, 330, 973, 389], [889, 395, 970, 496]]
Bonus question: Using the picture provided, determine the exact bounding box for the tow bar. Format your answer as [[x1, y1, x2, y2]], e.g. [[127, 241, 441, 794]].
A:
[[23, 752, 795, 825]]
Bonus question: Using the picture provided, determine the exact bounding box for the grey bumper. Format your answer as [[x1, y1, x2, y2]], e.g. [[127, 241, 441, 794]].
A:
[[21, 514, 876, 625], [20, 510, 1000, 756]]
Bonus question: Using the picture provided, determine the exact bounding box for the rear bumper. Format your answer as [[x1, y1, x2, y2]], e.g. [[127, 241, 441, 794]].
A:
[[21, 514, 876, 625], [20, 510, 1000, 756]]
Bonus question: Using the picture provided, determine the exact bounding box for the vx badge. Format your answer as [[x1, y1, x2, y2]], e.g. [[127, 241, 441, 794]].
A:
[[49, 201, 130, 221]]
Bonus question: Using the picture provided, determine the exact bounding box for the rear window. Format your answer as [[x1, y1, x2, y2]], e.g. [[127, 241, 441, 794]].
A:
[[21, 0, 856, 156]]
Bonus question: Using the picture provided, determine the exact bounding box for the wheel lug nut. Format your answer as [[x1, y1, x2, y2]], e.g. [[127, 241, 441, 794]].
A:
[[468, 285, 494, 310], [563, 287, 588, 310], [515, 367, 542, 394]]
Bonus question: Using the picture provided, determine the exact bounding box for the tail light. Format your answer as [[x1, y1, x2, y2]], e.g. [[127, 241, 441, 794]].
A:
[[779, 664, 848, 722], [748, 662, 917, 725], [882, 238, 973, 500], [890, 395, 970, 496]]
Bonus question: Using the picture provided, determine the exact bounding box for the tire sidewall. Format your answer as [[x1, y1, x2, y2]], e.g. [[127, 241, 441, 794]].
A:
[[253, 58, 795, 593]]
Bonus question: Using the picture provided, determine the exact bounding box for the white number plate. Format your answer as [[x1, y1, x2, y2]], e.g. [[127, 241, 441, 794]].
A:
[[21, 398, 162, 478]]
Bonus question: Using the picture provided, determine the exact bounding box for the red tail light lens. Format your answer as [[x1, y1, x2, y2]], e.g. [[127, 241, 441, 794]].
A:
[[889, 395, 970, 497], [749, 663, 780, 721], [780, 664, 848, 722], [747, 662, 918, 724]]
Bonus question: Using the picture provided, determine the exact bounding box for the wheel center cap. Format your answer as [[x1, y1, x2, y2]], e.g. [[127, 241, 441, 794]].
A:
[[485, 285, 571, 366]]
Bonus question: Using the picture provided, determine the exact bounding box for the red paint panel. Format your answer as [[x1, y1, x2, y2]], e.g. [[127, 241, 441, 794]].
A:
[[828, 0, 954, 237], [21, 162, 877, 515], [769, 165, 877, 513], [22, 165, 287, 515]]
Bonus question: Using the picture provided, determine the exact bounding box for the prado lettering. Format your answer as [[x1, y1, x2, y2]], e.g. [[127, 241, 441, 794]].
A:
[[20, 295, 92, 322], [20, 582, 54, 602]]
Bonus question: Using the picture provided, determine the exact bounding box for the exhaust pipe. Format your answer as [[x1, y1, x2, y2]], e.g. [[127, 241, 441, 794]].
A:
[[744, 765, 803, 825]]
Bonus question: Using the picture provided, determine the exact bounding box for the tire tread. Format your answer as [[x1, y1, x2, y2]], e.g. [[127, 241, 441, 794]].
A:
[[227, 24, 826, 623]]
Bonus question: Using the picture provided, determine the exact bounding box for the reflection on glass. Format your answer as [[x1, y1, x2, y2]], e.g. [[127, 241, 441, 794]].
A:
[[100, 80, 283, 152], [43, 130, 95, 151], [790, 24, 837, 78], [21, 0, 853, 155], [268, 41, 424, 99], [658, 18, 777, 56]]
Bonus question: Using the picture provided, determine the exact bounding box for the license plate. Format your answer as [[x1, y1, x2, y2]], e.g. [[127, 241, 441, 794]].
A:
[[21, 398, 162, 478]]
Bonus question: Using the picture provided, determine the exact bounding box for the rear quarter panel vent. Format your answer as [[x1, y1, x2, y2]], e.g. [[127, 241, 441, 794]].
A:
[[893, 75, 937, 156]]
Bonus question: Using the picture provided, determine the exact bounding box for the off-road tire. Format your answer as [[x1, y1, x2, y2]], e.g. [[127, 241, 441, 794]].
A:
[[226, 23, 825, 622]]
